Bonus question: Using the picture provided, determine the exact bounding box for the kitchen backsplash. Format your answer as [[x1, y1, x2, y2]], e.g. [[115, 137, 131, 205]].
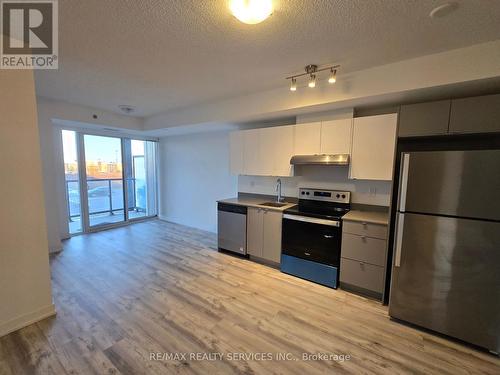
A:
[[238, 165, 392, 206]]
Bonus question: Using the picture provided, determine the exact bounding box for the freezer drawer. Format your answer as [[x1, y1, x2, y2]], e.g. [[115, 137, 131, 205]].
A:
[[390, 213, 500, 353]]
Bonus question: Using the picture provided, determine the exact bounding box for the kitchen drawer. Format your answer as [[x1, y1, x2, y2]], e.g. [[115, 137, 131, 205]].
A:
[[343, 221, 387, 240], [341, 233, 386, 267], [340, 258, 385, 293]]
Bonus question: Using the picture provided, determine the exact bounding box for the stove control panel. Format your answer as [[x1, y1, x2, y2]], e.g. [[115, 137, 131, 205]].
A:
[[299, 188, 350, 204]]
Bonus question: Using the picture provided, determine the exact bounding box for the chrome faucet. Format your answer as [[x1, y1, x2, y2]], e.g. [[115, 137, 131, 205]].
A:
[[276, 178, 284, 202]]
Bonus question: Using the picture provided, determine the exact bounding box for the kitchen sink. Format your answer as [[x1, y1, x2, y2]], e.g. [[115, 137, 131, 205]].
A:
[[259, 202, 289, 208]]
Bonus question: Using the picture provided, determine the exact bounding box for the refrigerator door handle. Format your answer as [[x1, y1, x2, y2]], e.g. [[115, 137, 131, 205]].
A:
[[394, 213, 405, 267], [399, 153, 410, 212]]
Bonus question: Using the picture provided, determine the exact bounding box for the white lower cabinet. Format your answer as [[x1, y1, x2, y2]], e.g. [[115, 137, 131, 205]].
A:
[[247, 207, 282, 263], [340, 220, 388, 299], [247, 207, 264, 257]]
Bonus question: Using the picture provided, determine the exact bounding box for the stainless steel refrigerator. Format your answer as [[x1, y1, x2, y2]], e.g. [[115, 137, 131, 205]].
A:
[[389, 149, 500, 354]]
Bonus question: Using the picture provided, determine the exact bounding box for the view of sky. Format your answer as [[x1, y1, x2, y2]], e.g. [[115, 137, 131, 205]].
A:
[[62, 130, 145, 164]]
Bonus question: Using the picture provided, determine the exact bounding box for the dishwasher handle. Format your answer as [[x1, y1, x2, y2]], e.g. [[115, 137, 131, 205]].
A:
[[217, 203, 247, 215]]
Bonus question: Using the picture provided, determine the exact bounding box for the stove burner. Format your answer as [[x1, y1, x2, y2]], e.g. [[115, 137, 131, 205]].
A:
[[285, 188, 351, 220]]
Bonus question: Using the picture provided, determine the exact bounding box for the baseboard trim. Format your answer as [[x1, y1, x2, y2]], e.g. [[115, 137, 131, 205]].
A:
[[0, 304, 56, 338]]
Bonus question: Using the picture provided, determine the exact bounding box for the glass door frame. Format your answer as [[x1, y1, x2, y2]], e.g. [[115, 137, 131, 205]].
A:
[[64, 128, 158, 235]]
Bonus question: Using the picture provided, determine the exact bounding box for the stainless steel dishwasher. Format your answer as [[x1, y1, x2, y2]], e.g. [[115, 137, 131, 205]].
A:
[[217, 203, 247, 255]]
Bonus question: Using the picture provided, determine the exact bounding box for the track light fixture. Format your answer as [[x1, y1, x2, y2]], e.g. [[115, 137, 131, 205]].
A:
[[286, 64, 339, 91]]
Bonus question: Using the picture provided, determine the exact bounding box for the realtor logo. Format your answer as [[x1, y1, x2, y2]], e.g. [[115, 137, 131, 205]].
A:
[[1, 0, 58, 69]]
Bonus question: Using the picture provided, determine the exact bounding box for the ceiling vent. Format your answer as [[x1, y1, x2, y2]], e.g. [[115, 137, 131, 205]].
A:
[[118, 105, 136, 114]]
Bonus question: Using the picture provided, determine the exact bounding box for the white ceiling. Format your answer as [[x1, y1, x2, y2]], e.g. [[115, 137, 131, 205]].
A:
[[35, 0, 500, 118]]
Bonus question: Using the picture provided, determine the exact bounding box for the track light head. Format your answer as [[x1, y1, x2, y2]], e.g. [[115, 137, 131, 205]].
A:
[[308, 74, 316, 88], [290, 78, 297, 91], [328, 69, 337, 84]]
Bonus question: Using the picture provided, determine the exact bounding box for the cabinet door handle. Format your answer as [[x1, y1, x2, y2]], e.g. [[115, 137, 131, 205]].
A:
[[304, 252, 311, 256], [324, 234, 334, 239], [361, 235, 367, 240]]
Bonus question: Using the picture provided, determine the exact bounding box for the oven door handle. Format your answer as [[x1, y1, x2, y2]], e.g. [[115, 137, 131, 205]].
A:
[[283, 214, 340, 227]]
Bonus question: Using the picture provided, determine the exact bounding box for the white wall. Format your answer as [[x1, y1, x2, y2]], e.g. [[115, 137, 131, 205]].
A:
[[0, 69, 55, 337], [159, 132, 238, 233], [238, 166, 392, 206]]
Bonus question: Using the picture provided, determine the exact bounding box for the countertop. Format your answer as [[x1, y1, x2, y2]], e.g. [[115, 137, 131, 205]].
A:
[[219, 194, 389, 220], [218, 195, 297, 212], [342, 210, 389, 226]]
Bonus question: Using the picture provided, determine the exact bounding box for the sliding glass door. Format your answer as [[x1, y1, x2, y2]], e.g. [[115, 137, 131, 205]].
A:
[[83, 134, 126, 228], [61, 130, 158, 234], [124, 139, 157, 220]]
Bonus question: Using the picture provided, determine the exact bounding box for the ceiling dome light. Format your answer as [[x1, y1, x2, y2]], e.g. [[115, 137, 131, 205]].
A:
[[290, 78, 297, 91], [328, 69, 337, 84], [308, 74, 316, 88], [230, 0, 273, 25]]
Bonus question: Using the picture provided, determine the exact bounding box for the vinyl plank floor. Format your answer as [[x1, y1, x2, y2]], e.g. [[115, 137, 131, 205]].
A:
[[0, 219, 498, 374]]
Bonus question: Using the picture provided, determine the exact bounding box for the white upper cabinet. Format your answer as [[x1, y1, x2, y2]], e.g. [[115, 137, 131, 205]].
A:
[[271, 125, 294, 176], [293, 122, 321, 155], [242, 129, 265, 176], [229, 131, 244, 175], [320, 119, 353, 155], [259, 126, 294, 176], [231, 115, 397, 180], [349, 114, 398, 181], [259, 127, 277, 176], [238, 126, 294, 176]]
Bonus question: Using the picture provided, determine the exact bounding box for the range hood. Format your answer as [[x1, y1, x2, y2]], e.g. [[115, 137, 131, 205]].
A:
[[290, 154, 349, 166]]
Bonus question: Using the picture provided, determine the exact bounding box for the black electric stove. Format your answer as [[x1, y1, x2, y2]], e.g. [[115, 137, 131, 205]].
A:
[[281, 188, 351, 288]]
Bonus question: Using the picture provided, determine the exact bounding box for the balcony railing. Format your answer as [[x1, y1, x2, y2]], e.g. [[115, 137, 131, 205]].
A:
[[65, 178, 145, 220]]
